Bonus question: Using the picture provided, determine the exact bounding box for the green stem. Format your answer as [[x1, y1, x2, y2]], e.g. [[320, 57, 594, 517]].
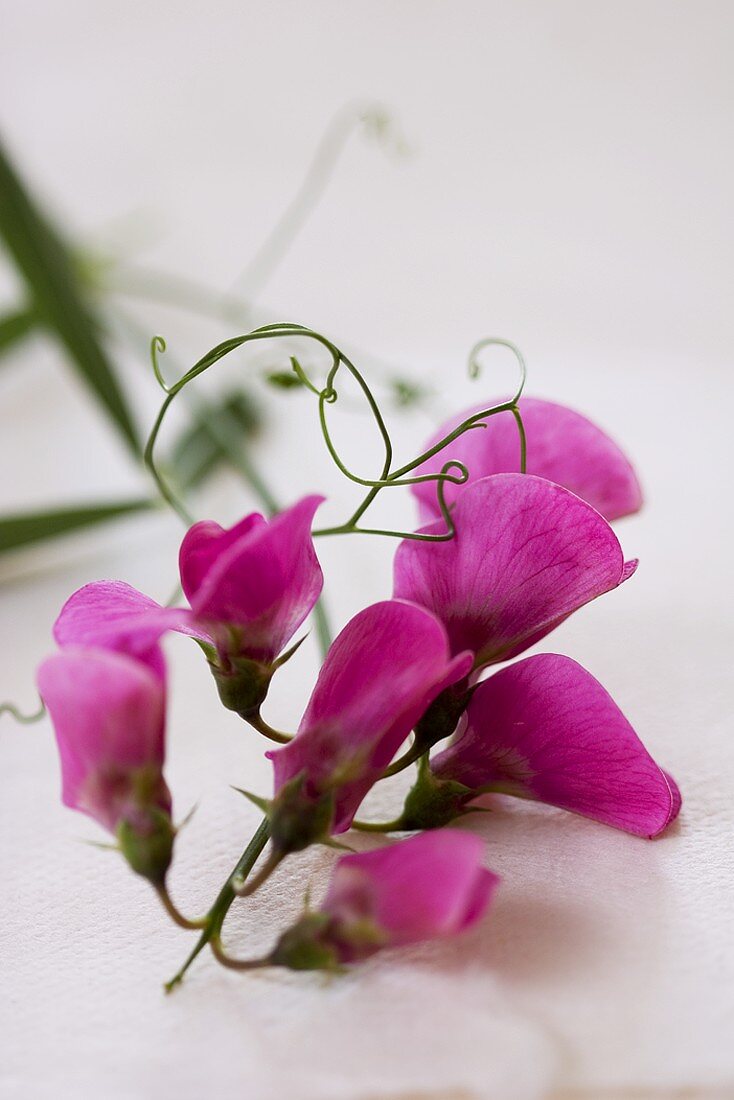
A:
[[232, 847, 283, 897], [154, 884, 206, 930], [383, 742, 425, 778], [246, 712, 292, 745], [312, 600, 332, 661], [350, 818, 404, 833], [210, 935, 268, 971], [164, 816, 270, 992]]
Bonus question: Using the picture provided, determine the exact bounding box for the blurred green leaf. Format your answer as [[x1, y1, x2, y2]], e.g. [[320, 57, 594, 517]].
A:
[[171, 391, 262, 492], [0, 498, 155, 554], [266, 369, 303, 390], [0, 307, 36, 358], [0, 138, 141, 453], [390, 378, 430, 408]]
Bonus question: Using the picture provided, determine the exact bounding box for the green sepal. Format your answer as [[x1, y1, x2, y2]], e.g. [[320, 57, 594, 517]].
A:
[[269, 774, 335, 855], [272, 633, 307, 670], [231, 786, 271, 814], [269, 913, 341, 972], [210, 654, 273, 718], [396, 760, 474, 831], [117, 808, 175, 885], [412, 685, 473, 755]]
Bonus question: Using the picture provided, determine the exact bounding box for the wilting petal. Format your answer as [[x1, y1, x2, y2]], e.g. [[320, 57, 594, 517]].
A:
[[326, 830, 498, 945], [269, 600, 473, 834], [37, 647, 170, 834], [53, 580, 199, 680], [433, 653, 681, 838], [412, 396, 643, 523], [394, 473, 637, 668], [179, 495, 324, 662], [269, 830, 499, 969]]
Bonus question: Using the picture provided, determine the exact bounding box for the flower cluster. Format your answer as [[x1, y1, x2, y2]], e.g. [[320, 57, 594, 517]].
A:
[[36, 339, 680, 984]]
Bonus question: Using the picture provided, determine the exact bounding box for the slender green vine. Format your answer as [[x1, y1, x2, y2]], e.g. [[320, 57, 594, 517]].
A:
[[143, 323, 527, 543]]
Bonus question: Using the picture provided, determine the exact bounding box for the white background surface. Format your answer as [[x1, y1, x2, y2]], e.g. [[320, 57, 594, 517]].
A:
[[1, 3, 733, 1098]]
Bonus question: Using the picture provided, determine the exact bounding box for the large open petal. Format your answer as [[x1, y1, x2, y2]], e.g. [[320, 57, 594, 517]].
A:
[[433, 653, 681, 838], [269, 599, 473, 832], [394, 473, 637, 668], [412, 396, 643, 523], [325, 830, 499, 945], [53, 580, 199, 680], [37, 647, 169, 832], [179, 495, 324, 661]]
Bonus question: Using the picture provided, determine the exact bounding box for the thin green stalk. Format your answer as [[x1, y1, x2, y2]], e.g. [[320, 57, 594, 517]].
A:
[[312, 600, 332, 661], [165, 816, 270, 991]]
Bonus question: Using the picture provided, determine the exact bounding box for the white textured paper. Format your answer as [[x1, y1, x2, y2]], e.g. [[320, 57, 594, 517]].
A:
[[2, 3, 733, 1097]]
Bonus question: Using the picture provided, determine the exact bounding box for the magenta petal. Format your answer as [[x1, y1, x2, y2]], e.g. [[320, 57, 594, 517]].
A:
[[433, 654, 681, 838], [412, 396, 643, 523], [37, 647, 169, 833], [53, 580, 200, 680], [324, 830, 499, 948], [179, 513, 266, 599], [394, 473, 635, 668], [269, 600, 473, 832], [178, 495, 325, 661]]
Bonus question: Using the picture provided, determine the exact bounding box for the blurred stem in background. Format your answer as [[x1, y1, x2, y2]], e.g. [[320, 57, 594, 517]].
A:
[[0, 106, 430, 568]]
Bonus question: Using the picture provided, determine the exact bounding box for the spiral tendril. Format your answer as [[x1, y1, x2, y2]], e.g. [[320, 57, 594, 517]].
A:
[[143, 322, 527, 541]]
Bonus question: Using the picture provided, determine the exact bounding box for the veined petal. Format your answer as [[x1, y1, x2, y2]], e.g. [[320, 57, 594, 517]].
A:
[[53, 580, 201, 679], [412, 396, 642, 523], [433, 653, 681, 838], [394, 473, 636, 668], [269, 599, 473, 833]]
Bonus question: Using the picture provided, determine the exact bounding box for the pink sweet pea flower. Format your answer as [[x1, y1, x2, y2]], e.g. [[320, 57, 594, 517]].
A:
[[267, 600, 473, 846], [179, 493, 325, 664], [269, 831, 499, 969], [37, 647, 175, 879], [52, 495, 325, 718], [412, 396, 643, 523], [394, 473, 637, 671], [431, 653, 681, 838]]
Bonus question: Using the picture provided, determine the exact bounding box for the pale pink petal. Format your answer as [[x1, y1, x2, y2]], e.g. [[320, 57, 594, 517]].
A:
[[433, 653, 681, 838], [394, 473, 636, 668], [325, 830, 498, 948], [412, 396, 643, 523], [269, 600, 473, 832], [179, 495, 324, 661], [37, 647, 169, 833], [53, 580, 201, 679]]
